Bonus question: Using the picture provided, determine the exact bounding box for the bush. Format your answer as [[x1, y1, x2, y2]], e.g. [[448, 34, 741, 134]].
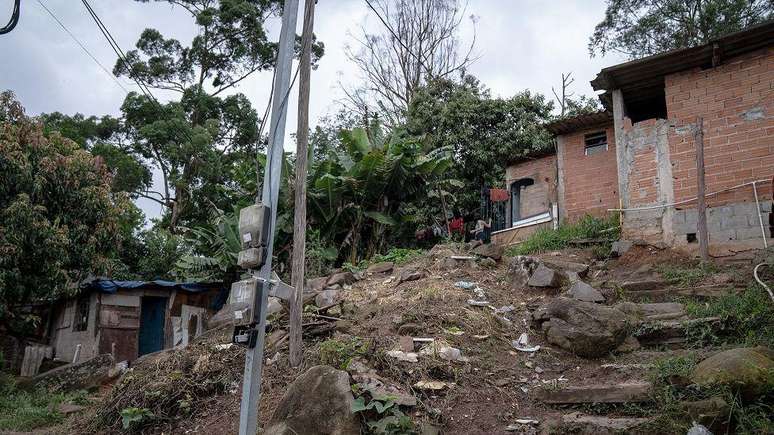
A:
[[0, 381, 87, 431], [658, 263, 718, 287], [505, 214, 619, 256], [319, 337, 370, 370]]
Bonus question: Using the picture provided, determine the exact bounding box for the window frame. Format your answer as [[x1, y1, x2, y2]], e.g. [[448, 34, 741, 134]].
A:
[[584, 131, 608, 156]]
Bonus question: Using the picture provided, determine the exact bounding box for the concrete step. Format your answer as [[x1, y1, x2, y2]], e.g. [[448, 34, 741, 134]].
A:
[[635, 316, 721, 348], [549, 412, 653, 434], [617, 284, 737, 302], [536, 381, 652, 404]]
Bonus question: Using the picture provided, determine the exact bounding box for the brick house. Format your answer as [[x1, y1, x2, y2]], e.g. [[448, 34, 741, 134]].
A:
[[494, 21, 773, 251]]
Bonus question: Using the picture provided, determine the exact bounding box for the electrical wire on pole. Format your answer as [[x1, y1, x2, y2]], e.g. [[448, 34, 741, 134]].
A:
[[0, 0, 20, 35]]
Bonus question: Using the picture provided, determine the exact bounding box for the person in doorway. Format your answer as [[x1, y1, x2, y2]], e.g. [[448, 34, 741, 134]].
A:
[[471, 216, 492, 242]]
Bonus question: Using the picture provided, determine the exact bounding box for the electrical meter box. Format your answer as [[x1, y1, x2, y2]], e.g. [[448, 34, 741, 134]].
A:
[[239, 203, 271, 249], [237, 247, 266, 269], [229, 278, 261, 327]]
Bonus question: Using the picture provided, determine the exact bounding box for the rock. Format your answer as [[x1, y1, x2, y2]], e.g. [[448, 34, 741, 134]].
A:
[[556, 412, 652, 433], [315, 289, 341, 307], [265, 365, 360, 435], [398, 269, 425, 284], [532, 298, 631, 358], [306, 276, 329, 293], [508, 256, 541, 287], [57, 403, 86, 415], [527, 264, 562, 288], [397, 323, 421, 335], [568, 281, 605, 303], [615, 302, 686, 321], [536, 381, 652, 404], [267, 296, 284, 315], [479, 257, 497, 268], [690, 347, 774, 399], [541, 258, 589, 276], [615, 336, 641, 353], [471, 243, 504, 260], [346, 359, 416, 407], [610, 240, 633, 257], [33, 354, 114, 393], [680, 397, 730, 431], [327, 271, 355, 287], [367, 261, 394, 274], [440, 256, 476, 271]]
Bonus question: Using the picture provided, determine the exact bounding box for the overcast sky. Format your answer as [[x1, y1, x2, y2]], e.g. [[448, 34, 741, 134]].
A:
[[1, 0, 625, 222]]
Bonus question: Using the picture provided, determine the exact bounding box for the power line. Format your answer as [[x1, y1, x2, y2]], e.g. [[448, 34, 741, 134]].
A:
[[36, 0, 129, 93], [0, 0, 20, 35]]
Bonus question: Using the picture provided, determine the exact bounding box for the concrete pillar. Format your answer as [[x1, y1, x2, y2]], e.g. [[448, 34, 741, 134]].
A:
[[611, 89, 629, 210], [555, 136, 567, 222]]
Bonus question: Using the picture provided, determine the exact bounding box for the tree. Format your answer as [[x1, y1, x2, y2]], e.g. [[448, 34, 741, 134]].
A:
[[0, 91, 133, 331], [406, 75, 554, 212], [342, 0, 477, 126], [552, 72, 602, 119], [114, 0, 323, 231], [589, 0, 773, 58]]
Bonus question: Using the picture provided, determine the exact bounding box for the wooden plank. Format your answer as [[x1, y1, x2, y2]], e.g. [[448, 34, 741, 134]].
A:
[[99, 305, 140, 329], [694, 117, 709, 261], [100, 293, 141, 307], [537, 382, 652, 404]]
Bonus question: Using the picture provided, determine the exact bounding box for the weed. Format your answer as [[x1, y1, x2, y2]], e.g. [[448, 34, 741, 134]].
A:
[[0, 382, 87, 431], [371, 248, 424, 266], [658, 263, 718, 287], [505, 214, 619, 256], [319, 337, 370, 370], [591, 244, 611, 260], [351, 388, 416, 434], [120, 407, 154, 430]]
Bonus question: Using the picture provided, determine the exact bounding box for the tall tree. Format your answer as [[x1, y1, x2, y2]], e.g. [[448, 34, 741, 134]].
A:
[[343, 0, 477, 126], [589, 0, 773, 58], [114, 0, 323, 231], [0, 92, 133, 332]]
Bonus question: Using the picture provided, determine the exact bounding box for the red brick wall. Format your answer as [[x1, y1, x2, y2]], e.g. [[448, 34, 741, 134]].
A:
[[665, 47, 774, 207], [505, 154, 557, 220], [560, 125, 620, 221]]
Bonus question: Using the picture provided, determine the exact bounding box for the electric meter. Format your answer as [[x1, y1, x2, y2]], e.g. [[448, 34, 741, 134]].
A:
[[239, 203, 271, 249]]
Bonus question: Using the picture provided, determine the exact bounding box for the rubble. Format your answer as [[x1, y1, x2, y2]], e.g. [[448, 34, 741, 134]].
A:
[[536, 381, 652, 404], [471, 243, 504, 260], [527, 264, 562, 288], [509, 256, 541, 287], [568, 281, 605, 303]]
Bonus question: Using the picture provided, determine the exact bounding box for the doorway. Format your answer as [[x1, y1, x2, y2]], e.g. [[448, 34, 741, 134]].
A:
[[138, 296, 167, 356]]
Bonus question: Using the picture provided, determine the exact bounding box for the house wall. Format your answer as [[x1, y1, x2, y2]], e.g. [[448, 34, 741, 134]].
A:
[[614, 47, 774, 246], [558, 125, 620, 221], [505, 154, 557, 222], [50, 292, 99, 364]]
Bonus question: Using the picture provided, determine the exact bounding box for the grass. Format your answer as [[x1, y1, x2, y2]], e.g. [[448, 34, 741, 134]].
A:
[[658, 262, 719, 287], [683, 285, 774, 348], [344, 248, 425, 273], [505, 214, 619, 256], [319, 336, 371, 370], [0, 373, 87, 431]]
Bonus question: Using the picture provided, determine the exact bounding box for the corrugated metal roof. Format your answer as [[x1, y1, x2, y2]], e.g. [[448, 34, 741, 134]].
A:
[[544, 110, 613, 135]]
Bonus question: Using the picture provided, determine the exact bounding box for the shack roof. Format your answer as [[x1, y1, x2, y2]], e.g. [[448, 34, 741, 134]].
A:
[[591, 20, 774, 110], [83, 279, 222, 294], [544, 110, 612, 135], [505, 147, 556, 166]]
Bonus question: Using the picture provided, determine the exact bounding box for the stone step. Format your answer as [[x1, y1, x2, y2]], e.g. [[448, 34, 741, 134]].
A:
[[618, 284, 737, 302], [536, 381, 652, 404], [635, 317, 721, 348], [551, 412, 653, 434]]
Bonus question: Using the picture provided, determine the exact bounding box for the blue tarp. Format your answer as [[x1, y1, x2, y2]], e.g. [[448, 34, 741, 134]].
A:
[[86, 279, 221, 294]]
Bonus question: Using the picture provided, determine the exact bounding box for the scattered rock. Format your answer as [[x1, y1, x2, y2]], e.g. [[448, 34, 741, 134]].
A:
[[57, 403, 86, 415], [528, 264, 562, 288], [556, 412, 652, 433], [610, 240, 633, 257], [440, 256, 476, 271], [471, 243, 504, 260], [386, 350, 418, 363], [327, 271, 355, 287], [397, 323, 421, 335], [615, 336, 641, 353], [680, 396, 730, 431], [615, 302, 686, 321], [509, 256, 541, 287], [367, 261, 394, 274], [315, 289, 341, 307], [479, 257, 497, 268], [398, 269, 425, 284], [691, 347, 774, 399], [33, 354, 114, 393], [541, 258, 589, 276], [264, 365, 360, 435], [305, 276, 329, 293], [568, 281, 605, 303], [532, 297, 631, 358]]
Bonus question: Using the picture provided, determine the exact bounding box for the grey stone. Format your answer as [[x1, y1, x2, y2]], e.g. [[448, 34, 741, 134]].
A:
[[527, 264, 562, 288], [264, 365, 360, 435], [610, 240, 633, 257], [542, 259, 589, 275], [615, 336, 641, 353], [33, 354, 115, 393], [327, 271, 355, 286], [315, 289, 341, 307], [398, 269, 425, 284], [532, 298, 631, 358], [366, 261, 394, 274], [267, 296, 284, 315], [471, 243, 504, 260], [537, 381, 651, 404], [568, 281, 605, 303], [691, 347, 774, 399], [479, 257, 497, 268], [720, 214, 750, 229], [558, 412, 652, 433], [508, 256, 541, 288]]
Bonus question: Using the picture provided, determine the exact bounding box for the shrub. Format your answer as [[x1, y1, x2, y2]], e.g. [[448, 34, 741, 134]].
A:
[[505, 214, 619, 256]]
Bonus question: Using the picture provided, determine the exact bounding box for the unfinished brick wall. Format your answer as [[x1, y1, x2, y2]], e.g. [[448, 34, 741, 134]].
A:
[[664, 47, 774, 244], [559, 125, 620, 221], [505, 154, 556, 222]]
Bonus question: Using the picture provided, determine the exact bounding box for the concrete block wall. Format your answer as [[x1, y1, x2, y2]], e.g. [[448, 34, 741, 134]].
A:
[[672, 200, 773, 243]]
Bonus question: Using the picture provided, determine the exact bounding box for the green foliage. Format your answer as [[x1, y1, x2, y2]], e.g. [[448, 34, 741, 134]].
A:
[[120, 407, 154, 430], [0, 380, 87, 432], [684, 285, 774, 347], [370, 248, 424, 266], [589, 0, 773, 58], [135, 228, 185, 280], [351, 388, 417, 435], [0, 91, 134, 330], [176, 208, 241, 282], [658, 263, 718, 287], [319, 337, 369, 370], [506, 215, 619, 256]]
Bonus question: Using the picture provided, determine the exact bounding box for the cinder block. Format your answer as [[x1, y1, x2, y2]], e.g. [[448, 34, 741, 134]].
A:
[[736, 227, 767, 241], [731, 202, 758, 216], [709, 229, 736, 242], [721, 214, 751, 229], [684, 210, 698, 225], [748, 213, 771, 227], [672, 210, 686, 224], [673, 222, 697, 235]]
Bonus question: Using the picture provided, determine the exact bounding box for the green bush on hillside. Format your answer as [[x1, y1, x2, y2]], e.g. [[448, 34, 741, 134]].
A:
[[505, 214, 619, 256]]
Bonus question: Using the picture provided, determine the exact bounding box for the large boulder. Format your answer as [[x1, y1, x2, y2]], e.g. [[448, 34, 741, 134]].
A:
[[471, 243, 504, 261], [541, 258, 589, 277], [327, 271, 356, 287], [306, 276, 329, 293], [315, 289, 342, 307], [264, 365, 361, 435], [527, 264, 562, 288], [33, 354, 115, 393], [690, 347, 774, 399], [508, 256, 541, 288], [533, 298, 631, 358]]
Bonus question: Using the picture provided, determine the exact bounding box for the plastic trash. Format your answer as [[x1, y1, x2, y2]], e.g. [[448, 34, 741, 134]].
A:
[[687, 422, 713, 435], [512, 332, 541, 352]]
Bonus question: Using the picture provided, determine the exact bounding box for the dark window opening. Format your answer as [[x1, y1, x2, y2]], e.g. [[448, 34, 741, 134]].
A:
[[769, 212, 773, 238], [686, 233, 697, 243], [625, 85, 667, 122], [510, 178, 535, 222], [73, 295, 89, 332], [584, 131, 608, 156]]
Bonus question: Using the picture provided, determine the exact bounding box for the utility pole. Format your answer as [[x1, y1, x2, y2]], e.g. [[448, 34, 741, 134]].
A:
[[694, 117, 709, 262], [238, 0, 299, 434], [289, 0, 315, 368]]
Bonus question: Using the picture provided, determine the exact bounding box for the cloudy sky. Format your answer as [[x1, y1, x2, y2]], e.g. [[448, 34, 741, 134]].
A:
[[1, 0, 625, 221]]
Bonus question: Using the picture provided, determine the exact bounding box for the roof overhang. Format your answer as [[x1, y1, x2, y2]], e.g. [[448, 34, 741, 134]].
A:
[[544, 110, 613, 135]]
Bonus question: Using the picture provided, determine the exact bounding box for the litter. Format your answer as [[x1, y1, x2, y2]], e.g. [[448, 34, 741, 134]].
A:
[[467, 299, 490, 307], [414, 380, 448, 390], [454, 281, 476, 289], [215, 343, 234, 350], [505, 418, 540, 430], [492, 305, 515, 314], [472, 334, 490, 340], [387, 350, 418, 363], [512, 332, 541, 352]]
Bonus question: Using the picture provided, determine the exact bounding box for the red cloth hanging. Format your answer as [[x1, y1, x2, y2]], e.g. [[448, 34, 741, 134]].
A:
[[489, 188, 509, 202]]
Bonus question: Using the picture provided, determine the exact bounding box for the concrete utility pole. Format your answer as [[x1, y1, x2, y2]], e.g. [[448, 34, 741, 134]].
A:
[[238, 0, 299, 434], [289, 0, 315, 368], [694, 117, 710, 262]]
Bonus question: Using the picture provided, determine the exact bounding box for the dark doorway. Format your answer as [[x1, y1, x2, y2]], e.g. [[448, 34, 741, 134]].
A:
[[510, 178, 535, 223], [139, 296, 167, 356]]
